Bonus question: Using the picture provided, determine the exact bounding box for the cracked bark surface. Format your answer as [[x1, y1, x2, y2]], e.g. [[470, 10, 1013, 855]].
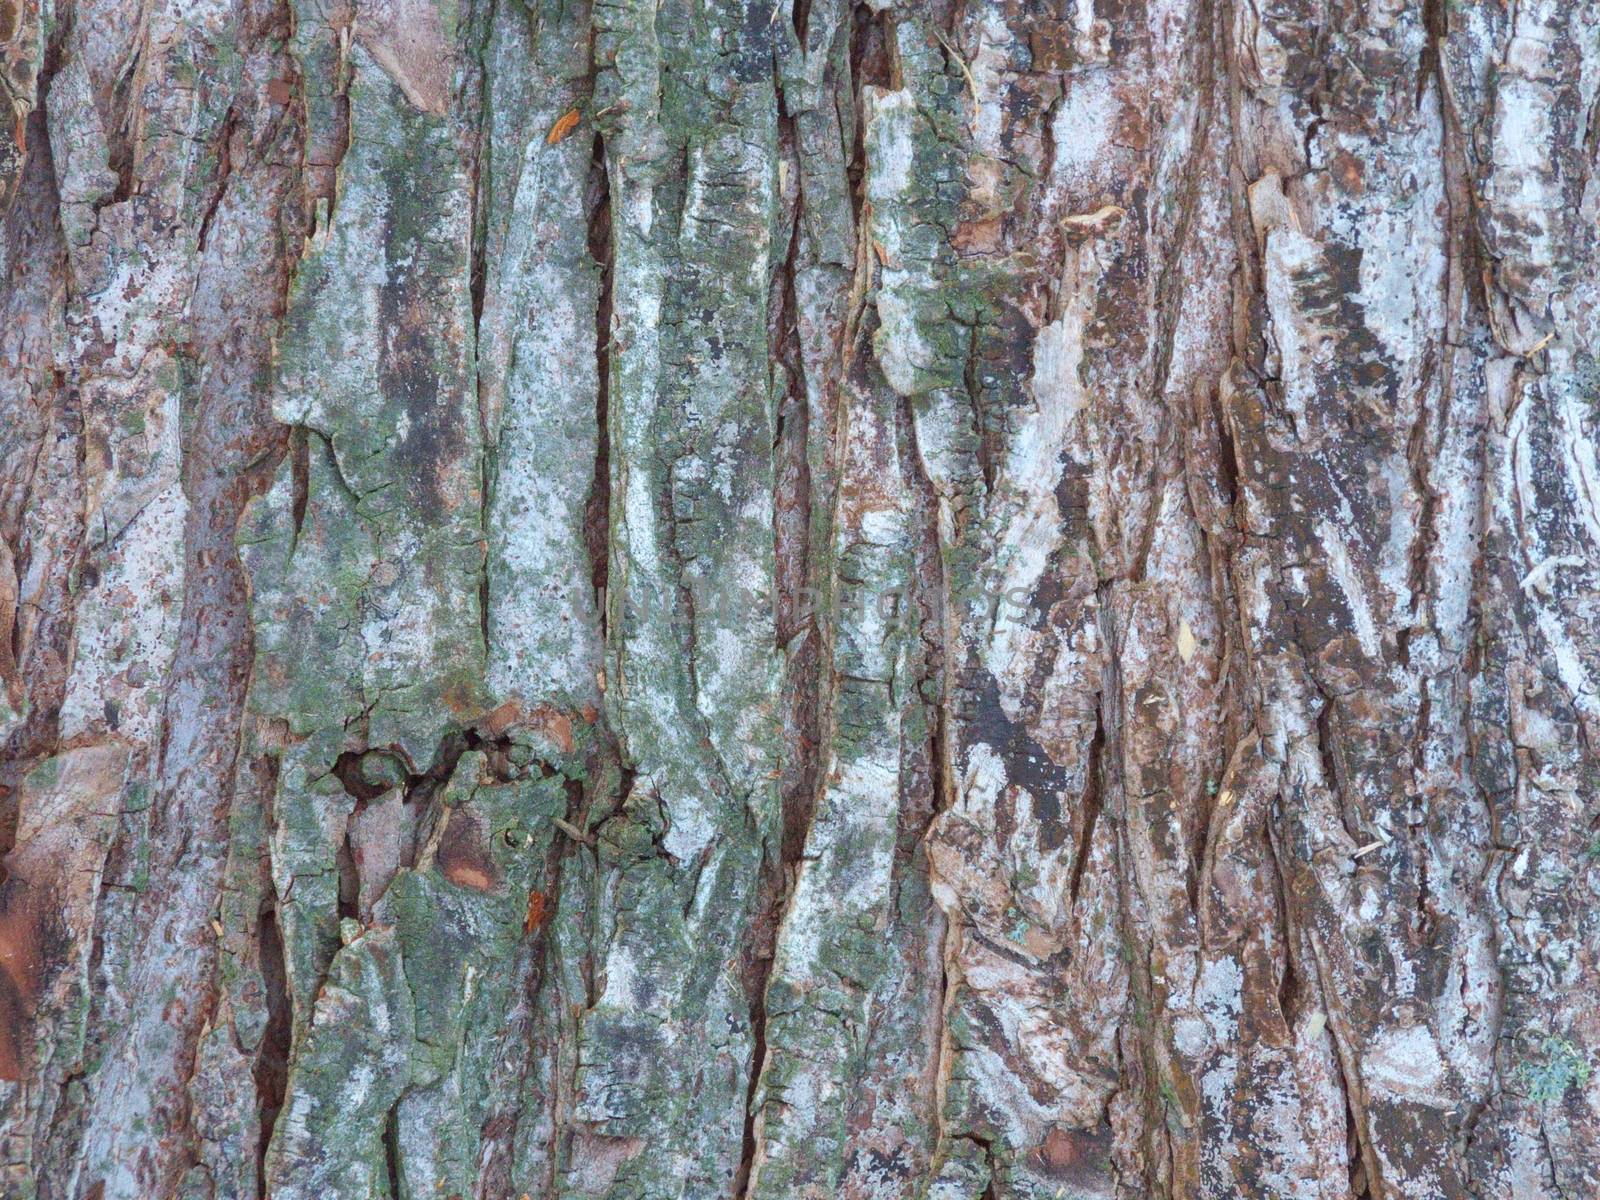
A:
[[4, 0, 1600, 1196]]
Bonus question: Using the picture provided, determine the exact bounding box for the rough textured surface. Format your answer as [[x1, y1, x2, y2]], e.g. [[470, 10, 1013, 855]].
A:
[[4, 0, 1600, 1196]]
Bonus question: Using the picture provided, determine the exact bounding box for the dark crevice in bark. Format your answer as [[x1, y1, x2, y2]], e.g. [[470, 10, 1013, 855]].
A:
[[1275, 895, 1300, 1027], [479, 553, 492, 660], [402, 732, 472, 804], [196, 106, 239, 254], [102, 36, 144, 205], [901, 391, 948, 913], [735, 151, 817, 1200], [530, 772, 595, 1197], [1209, 390, 1241, 515], [1341, 1070, 1377, 1200], [889, 310, 955, 821], [0, 786, 13, 881], [585, 131, 613, 637], [771, 117, 811, 655], [1260, 812, 1309, 1053], [1409, 682, 1436, 938], [732, 968, 769, 1199], [770, 149, 821, 873], [790, 0, 813, 45], [1400, 343, 1442, 675], [332, 749, 394, 803], [1070, 699, 1106, 912], [335, 823, 360, 923], [253, 900, 291, 1191], [927, 658, 953, 821], [892, 332, 964, 1179], [467, 0, 493, 338], [288, 425, 309, 543], [1314, 695, 1341, 794], [469, 5, 494, 665], [1416, 0, 1448, 108], [847, 4, 892, 227], [382, 1102, 403, 1198], [322, 731, 492, 950]]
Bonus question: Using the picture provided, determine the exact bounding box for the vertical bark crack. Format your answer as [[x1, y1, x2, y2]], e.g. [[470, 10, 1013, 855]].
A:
[[381, 1101, 403, 1198], [1070, 700, 1106, 912], [253, 900, 291, 1191], [585, 131, 613, 640]]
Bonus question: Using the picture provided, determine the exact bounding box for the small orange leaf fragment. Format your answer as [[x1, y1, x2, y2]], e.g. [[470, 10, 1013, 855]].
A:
[[547, 108, 581, 145]]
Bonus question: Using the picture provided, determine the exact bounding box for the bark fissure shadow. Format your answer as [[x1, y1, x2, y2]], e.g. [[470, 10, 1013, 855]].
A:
[[585, 130, 614, 642]]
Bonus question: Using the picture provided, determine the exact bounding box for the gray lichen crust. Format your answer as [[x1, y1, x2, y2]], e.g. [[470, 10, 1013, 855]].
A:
[[4, 0, 1600, 1198]]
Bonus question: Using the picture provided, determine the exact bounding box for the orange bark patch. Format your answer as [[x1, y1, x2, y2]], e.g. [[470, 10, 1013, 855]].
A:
[[437, 813, 498, 892], [951, 216, 1004, 255], [479, 701, 575, 753], [523, 889, 547, 934], [0, 879, 52, 1081], [441, 678, 483, 719], [1032, 1124, 1110, 1180], [443, 861, 493, 891], [538, 709, 575, 753], [479, 700, 524, 737], [1332, 150, 1366, 194]]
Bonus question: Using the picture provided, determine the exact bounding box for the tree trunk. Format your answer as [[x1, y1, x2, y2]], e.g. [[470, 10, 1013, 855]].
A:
[[4, 0, 1600, 1196]]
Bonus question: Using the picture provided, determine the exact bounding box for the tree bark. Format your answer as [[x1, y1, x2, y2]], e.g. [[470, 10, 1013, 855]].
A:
[[4, 0, 1600, 1196]]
